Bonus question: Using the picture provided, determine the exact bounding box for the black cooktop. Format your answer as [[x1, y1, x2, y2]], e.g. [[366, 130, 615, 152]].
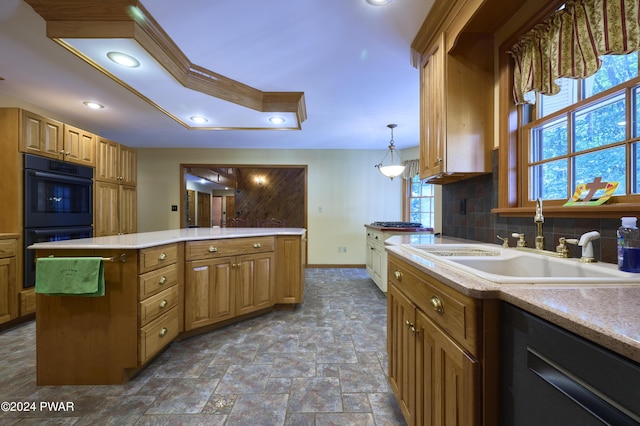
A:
[[371, 221, 423, 228]]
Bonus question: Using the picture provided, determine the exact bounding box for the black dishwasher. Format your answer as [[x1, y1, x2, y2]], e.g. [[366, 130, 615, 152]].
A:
[[500, 303, 640, 426]]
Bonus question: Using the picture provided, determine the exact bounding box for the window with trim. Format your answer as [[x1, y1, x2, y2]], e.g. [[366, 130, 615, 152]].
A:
[[405, 174, 435, 228], [524, 53, 640, 202], [499, 0, 640, 214]]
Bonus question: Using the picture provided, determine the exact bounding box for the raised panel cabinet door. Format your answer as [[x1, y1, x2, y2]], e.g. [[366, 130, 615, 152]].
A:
[[415, 308, 436, 426], [119, 145, 137, 186], [235, 253, 274, 316], [420, 34, 445, 180], [387, 284, 417, 425], [94, 181, 120, 237], [371, 246, 383, 285], [20, 110, 62, 158], [119, 185, 137, 235], [423, 312, 480, 426], [275, 236, 304, 304], [63, 124, 96, 166], [0, 257, 16, 324], [96, 138, 120, 183], [184, 258, 235, 331]]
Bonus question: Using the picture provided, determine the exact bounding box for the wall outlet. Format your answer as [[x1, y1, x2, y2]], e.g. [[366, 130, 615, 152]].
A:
[[171, 205, 178, 212], [338, 246, 348, 253]]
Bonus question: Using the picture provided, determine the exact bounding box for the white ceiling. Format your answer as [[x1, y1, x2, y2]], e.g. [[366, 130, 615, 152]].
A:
[[0, 0, 433, 150]]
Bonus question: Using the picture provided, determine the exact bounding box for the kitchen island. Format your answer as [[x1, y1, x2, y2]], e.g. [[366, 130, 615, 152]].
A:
[[385, 234, 640, 425], [29, 227, 306, 385]]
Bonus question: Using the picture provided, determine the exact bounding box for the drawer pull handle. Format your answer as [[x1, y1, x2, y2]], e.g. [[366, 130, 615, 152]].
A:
[[394, 270, 402, 281], [430, 295, 444, 314], [159, 299, 168, 308], [253, 243, 261, 248], [158, 252, 167, 261], [159, 327, 168, 337], [158, 276, 167, 285], [208, 246, 218, 253]]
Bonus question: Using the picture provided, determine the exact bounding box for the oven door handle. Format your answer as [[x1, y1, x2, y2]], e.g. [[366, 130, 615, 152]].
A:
[[31, 226, 93, 236], [28, 170, 93, 185]]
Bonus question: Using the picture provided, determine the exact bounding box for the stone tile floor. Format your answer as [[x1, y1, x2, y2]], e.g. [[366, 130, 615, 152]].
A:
[[0, 268, 406, 425]]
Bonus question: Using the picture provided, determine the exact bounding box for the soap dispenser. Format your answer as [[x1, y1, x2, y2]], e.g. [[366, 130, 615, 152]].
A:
[[617, 217, 640, 272]]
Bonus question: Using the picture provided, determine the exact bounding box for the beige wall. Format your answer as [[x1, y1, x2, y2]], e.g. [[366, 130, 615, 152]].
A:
[[138, 147, 423, 265]]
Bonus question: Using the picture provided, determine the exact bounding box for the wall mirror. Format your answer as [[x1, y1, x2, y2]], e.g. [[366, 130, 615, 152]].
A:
[[179, 164, 307, 229]]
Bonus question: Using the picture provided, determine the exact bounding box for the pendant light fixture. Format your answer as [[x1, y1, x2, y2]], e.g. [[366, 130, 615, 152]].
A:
[[375, 124, 405, 180]]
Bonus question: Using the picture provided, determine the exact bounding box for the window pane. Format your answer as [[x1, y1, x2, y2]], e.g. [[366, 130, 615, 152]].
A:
[[531, 159, 568, 200], [408, 175, 435, 227], [574, 94, 626, 152], [584, 52, 638, 98], [635, 142, 640, 193], [540, 78, 578, 117], [574, 146, 626, 195], [531, 117, 568, 162], [635, 87, 640, 138]]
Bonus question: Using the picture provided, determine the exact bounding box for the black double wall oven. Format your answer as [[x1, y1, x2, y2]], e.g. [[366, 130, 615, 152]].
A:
[[23, 154, 93, 288]]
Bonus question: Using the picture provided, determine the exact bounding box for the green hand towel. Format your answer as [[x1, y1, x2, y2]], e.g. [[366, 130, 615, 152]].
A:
[[35, 257, 105, 297]]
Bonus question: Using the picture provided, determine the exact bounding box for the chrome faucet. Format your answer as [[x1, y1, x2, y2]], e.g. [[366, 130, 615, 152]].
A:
[[534, 198, 544, 250]]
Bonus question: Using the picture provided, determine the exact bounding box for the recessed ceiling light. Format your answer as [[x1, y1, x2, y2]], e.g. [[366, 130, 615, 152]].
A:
[[83, 101, 104, 109], [106, 51, 140, 68], [190, 116, 209, 124], [365, 0, 393, 5], [269, 117, 286, 124]]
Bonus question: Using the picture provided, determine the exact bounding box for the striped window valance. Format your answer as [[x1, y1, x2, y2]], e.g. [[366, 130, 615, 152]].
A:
[[509, 0, 640, 104]]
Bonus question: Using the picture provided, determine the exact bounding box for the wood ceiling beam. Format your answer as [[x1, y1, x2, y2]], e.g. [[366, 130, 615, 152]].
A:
[[23, 0, 306, 123]]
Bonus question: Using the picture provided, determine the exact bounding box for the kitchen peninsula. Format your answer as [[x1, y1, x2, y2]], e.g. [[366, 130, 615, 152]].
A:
[[29, 227, 306, 385]]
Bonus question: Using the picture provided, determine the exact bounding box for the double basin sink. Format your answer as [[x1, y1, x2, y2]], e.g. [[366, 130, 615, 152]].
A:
[[402, 244, 640, 284]]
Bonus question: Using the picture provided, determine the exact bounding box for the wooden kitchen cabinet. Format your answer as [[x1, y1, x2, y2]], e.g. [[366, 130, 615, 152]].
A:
[[94, 180, 137, 236], [95, 137, 137, 237], [19, 111, 96, 166], [388, 253, 489, 425], [19, 110, 64, 159], [416, 26, 493, 183], [275, 234, 305, 304], [96, 137, 137, 186], [184, 237, 275, 331], [62, 124, 96, 167], [0, 237, 18, 324]]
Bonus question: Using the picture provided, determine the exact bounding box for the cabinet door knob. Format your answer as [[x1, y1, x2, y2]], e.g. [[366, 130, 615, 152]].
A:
[[430, 295, 444, 314], [394, 270, 402, 281], [159, 299, 167, 308], [158, 276, 167, 285], [253, 243, 261, 248], [158, 252, 167, 261], [158, 327, 168, 337], [208, 246, 218, 253]]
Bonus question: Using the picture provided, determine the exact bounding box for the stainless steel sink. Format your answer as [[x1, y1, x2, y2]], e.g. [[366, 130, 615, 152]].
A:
[[402, 244, 640, 284]]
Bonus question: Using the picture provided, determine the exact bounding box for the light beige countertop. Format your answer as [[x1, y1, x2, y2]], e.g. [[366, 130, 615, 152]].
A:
[[386, 234, 640, 364], [28, 227, 306, 250]]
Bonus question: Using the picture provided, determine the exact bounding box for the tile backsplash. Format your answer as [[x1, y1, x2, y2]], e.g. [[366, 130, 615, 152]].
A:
[[441, 150, 621, 264]]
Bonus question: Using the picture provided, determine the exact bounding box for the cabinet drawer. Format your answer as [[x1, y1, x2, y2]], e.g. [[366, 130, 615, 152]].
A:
[[139, 244, 177, 273], [138, 306, 178, 364], [366, 230, 384, 246], [186, 236, 274, 260], [0, 239, 17, 258], [388, 255, 480, 355], [139, 285, 179, 327], [139, 264, 178, 299]]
